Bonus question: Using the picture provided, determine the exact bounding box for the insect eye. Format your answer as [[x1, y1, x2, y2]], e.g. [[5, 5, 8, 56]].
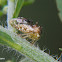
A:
[[25, 19, 33, 25], [24, 19, 28, 22], [25, 19, 30, 23]]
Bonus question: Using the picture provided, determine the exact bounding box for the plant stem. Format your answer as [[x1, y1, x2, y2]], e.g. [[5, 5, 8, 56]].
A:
[[7, 0, 15, 29], [0, 26, 57, 62]]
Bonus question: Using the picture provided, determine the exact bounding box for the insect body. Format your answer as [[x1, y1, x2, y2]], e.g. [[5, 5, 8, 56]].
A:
[[9, 17, 41, 44]]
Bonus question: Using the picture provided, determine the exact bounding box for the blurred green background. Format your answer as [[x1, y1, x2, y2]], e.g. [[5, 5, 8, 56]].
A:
[[0, 0, 62, 62], [20, 0, 62, 54]]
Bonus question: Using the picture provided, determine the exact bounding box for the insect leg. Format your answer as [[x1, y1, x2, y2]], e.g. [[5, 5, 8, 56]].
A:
[[31, 40, 36, 45], [22, 35, 28, 39]]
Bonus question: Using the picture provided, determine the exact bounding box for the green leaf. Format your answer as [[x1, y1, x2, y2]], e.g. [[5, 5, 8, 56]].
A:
[[56, 0, 62, 21], [0, 10, 3, 16], [24, 0, 35, 6], [12, 0, 35, 18], [0, 0, 7, 6], [0, 28, 22, 50], [13, 0, 24, 18], [0, 26, 57, 62]]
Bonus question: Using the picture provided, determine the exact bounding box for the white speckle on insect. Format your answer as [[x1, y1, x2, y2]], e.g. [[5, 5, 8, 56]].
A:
[[9, 17, 41, 44]]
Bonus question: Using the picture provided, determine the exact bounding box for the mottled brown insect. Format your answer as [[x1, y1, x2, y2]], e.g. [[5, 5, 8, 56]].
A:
[[9, 17, 41, 44]]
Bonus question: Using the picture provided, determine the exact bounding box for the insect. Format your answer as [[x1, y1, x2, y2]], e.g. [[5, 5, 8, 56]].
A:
[[9, 17, 41, 44]]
